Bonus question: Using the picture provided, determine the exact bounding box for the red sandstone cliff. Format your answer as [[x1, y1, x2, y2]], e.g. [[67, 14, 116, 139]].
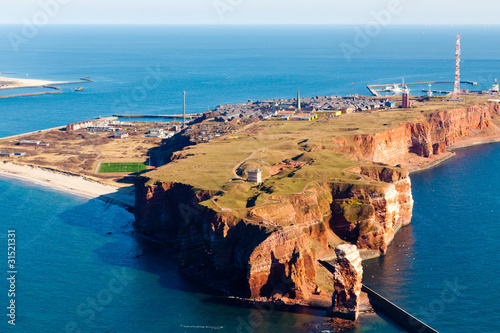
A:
[[133, 102, 500, 305], [134, 169, 412, 303], [352, 103, 500, 165]]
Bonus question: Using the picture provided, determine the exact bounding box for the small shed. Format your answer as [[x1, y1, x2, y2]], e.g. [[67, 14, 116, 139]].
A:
[[385, 100, 396, 108]]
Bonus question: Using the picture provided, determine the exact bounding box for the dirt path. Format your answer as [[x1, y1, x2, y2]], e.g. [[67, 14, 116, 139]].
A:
[[231, 137, 307, 178], [90, 146, 102, 158]]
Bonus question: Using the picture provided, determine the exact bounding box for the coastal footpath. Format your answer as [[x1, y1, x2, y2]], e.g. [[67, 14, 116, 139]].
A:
[[133, 100, 500, 306]]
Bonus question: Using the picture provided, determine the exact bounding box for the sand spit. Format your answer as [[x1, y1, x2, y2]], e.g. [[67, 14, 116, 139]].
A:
[[0, 162, 134, 209]]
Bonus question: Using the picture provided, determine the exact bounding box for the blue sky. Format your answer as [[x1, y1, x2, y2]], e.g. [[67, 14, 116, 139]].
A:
[[1, 0, 499, 24]]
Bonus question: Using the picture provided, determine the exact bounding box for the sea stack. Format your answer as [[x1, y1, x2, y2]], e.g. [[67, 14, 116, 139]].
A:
[[329, 244, 363, 321]]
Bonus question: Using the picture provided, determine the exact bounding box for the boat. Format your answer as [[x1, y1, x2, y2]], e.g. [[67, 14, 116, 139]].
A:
[[385, 84, 402, 94], [75, 87, 84, 92], [386, 79, 411, 95]]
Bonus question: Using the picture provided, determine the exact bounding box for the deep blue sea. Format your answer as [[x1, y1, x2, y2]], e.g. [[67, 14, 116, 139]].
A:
[[0, 25, 499, 332]]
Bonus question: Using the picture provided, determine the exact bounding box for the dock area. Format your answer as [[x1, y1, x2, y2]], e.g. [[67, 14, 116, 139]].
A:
[[367, 81, 478, 96]]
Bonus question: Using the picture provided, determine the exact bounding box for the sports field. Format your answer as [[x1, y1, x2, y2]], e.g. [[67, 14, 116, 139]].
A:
[[99, 162, 148, 173]]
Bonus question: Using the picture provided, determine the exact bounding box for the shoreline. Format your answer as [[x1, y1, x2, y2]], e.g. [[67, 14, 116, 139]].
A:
[[408, 152, 457, 174], [0, 76, 68, 90], [0, 131, 496, 215], [362, 134, 500, 261], [0, 133, 497, 233], [0, 126, 498, 331], [448, 137, 500, 150], [406, 135, 500, 173], [0, 162, 134, 211]]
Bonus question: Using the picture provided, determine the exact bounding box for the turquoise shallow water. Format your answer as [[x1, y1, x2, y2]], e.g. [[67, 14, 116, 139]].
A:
[[0, 25, 499, 332], [0, 177, 401, 332]]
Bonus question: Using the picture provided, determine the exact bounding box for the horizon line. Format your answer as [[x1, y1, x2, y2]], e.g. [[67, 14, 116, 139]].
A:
[[0, 23, 499, 26]]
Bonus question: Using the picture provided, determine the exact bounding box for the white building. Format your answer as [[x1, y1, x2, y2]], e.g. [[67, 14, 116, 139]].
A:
[[247, 169, 263, 184]]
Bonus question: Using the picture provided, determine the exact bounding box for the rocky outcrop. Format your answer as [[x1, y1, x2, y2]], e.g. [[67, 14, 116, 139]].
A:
[[353, 103, 500, 165], [133, 102, 499, 306], [331, 167, 413, 254], [328, 244, 363, 321], [134, 166, 412, 303]]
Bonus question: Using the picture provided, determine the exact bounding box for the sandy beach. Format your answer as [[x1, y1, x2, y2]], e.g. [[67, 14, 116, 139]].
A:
[[0, 162, 134, 209], [0, 76, 66, 89], [0, 132, 498, 212]]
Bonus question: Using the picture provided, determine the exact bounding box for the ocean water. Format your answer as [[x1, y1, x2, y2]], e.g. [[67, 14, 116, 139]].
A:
[[2, 25, 500, 137], [0, 177, 401, 333], [0, 25, 499, 332], [363, 143, 500, 333]]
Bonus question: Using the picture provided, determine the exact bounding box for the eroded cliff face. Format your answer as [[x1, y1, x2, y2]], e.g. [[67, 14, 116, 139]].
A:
[[329, 167, 413, 254], [133, 102, 499, 305], [353, 103, 500, 164], [134, 167, 412, 303]]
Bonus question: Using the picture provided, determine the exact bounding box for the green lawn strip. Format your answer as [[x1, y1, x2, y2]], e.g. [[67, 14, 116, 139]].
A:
[[99, 162, 147, 173]]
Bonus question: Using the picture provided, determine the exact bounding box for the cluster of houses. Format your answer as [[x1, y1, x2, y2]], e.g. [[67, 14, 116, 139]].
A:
[[65, 118, 183, 141], [211, 93, 397, 123], [186, 119, 245, 144]]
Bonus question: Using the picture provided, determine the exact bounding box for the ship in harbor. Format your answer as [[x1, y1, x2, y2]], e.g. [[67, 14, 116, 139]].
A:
[[385, 78, 410, 95], [385, 84, 402, 93], [385, 83, 410, 95], [75, 87, 84, 92]]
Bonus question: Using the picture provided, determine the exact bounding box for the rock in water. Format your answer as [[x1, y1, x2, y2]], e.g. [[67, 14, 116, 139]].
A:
[[328, 244, 363, 321]]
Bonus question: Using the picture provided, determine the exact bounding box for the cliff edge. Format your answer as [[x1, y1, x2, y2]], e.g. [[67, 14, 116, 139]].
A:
[[134, 101, 500, 306]]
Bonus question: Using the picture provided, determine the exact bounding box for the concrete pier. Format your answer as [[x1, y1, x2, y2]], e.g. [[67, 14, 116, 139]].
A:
[[367, 80, 478, 96]]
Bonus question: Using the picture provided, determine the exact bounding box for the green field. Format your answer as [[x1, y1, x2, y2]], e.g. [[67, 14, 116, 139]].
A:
[[99, 162, 147, 173]]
